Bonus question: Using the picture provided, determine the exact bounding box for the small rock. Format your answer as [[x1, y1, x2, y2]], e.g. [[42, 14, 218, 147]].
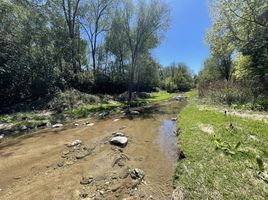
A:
[[37, 122, 47, 128], [129, 111, 140, 116], [112, 132, 125, 137], [74, 123, 80, 127], [13, 176, 21, 180], [80, 176, 93, 185], [62, 150, 69, 155], [0, 134, 4, 140], [79, 192, 88, 198], [20, 125, 27, 131], [171, 117, 177, 121], [99, 190, 105, 195], [119, 167, 130, 179], [130, 168, 145, 180], [110, 136, 128, 148], [99, 111, 109, 118], [110, 183, 122, 192], [52, 123, 63, 128], [67, 140, 82, 147], [139, 191, 146, 198], [57, 161, 64, 167], [86, 123, 94, 127], [75, 151, 90, 159], [114, 119, 119, 122]]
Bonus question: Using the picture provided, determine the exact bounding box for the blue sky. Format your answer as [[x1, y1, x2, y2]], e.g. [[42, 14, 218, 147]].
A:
[[152, 0, 211, 74]]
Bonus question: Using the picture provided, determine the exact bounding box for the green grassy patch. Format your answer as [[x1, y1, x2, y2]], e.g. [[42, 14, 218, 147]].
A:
[[175, 100, 268, 199], [142, 91, 175, 103], [184, 89, 198, 99], [65, 103, 123, 119]]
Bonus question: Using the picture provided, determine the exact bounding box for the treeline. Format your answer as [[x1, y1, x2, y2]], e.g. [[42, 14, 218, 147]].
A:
[[198, 0, 268, 110], [1, 0, 193, 108]]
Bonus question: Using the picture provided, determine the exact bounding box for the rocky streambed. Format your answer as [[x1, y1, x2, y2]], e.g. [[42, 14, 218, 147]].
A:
[[0, 100, 186, 200]]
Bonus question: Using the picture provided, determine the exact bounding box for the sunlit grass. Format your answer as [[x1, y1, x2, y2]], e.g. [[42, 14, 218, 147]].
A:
[[175, 100, 268, 199], [144, 91, 175, 103]]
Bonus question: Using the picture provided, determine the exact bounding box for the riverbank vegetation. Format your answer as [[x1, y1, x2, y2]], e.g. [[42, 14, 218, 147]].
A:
[[0, 0, 195, 114], [0, 0, 196, 136], [197, 0, 268, 111], [175, 90, 268, 199]]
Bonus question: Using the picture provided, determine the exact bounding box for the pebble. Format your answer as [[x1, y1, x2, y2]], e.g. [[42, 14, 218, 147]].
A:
[[80, 176, 93, 185]]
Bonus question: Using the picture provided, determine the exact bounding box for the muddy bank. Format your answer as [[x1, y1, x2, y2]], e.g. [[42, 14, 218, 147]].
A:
[[0, 100, 186, 200]]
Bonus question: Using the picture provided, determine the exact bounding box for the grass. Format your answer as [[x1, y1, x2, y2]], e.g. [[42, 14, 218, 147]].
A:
[[140, 91, 175, 103], [65, 102, 123, 118], [175, 91, 268, 199]]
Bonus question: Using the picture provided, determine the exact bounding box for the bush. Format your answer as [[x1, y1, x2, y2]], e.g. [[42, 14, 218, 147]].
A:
[[49, 89, 100, 112], [198, 80, 255, 105]]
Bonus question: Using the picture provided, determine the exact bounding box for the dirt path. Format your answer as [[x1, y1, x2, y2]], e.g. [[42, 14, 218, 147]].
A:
[[0, 101, 185, 200]]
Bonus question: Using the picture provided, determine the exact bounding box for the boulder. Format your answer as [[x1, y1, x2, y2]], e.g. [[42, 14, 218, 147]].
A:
[[110, 136, 128, 147]]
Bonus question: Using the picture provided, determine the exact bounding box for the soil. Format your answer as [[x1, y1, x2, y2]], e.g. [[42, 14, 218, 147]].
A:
[[0, 101, 185, 200]]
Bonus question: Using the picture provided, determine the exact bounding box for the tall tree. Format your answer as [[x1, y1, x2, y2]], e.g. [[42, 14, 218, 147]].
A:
[[80, 0, 113, 76], [119, 0, 170, 103], [62, 0, 81, 73]]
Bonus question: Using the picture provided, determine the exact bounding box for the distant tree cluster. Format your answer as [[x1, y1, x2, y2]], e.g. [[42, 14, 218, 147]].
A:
[[0, 0, 171, 107], [198, 0, 268, 110], [160, 63, 194, 93]]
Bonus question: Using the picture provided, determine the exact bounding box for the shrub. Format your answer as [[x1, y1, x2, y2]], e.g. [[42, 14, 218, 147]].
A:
[[198, 80, 255, 105], [49, 89, 100, 112]]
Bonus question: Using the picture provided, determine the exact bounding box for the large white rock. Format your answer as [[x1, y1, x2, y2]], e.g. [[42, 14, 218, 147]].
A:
[[52, 123, 63, 128], [110, 136, 128, 147]]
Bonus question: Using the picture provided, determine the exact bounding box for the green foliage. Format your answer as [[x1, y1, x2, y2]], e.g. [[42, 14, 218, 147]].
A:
[[202, 0, 268, 107], [164, 77, 177, 93], [49, 90, 101, 112], [161, 63, 194, 92]]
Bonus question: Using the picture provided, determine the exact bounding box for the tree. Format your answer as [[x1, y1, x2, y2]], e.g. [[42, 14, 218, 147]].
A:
[[207, 0, 268, 91], [80, 0, 114, 76], [161, 63, 194, 92], [62, 0, 81, 73], [118, 0, 170, 103]]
